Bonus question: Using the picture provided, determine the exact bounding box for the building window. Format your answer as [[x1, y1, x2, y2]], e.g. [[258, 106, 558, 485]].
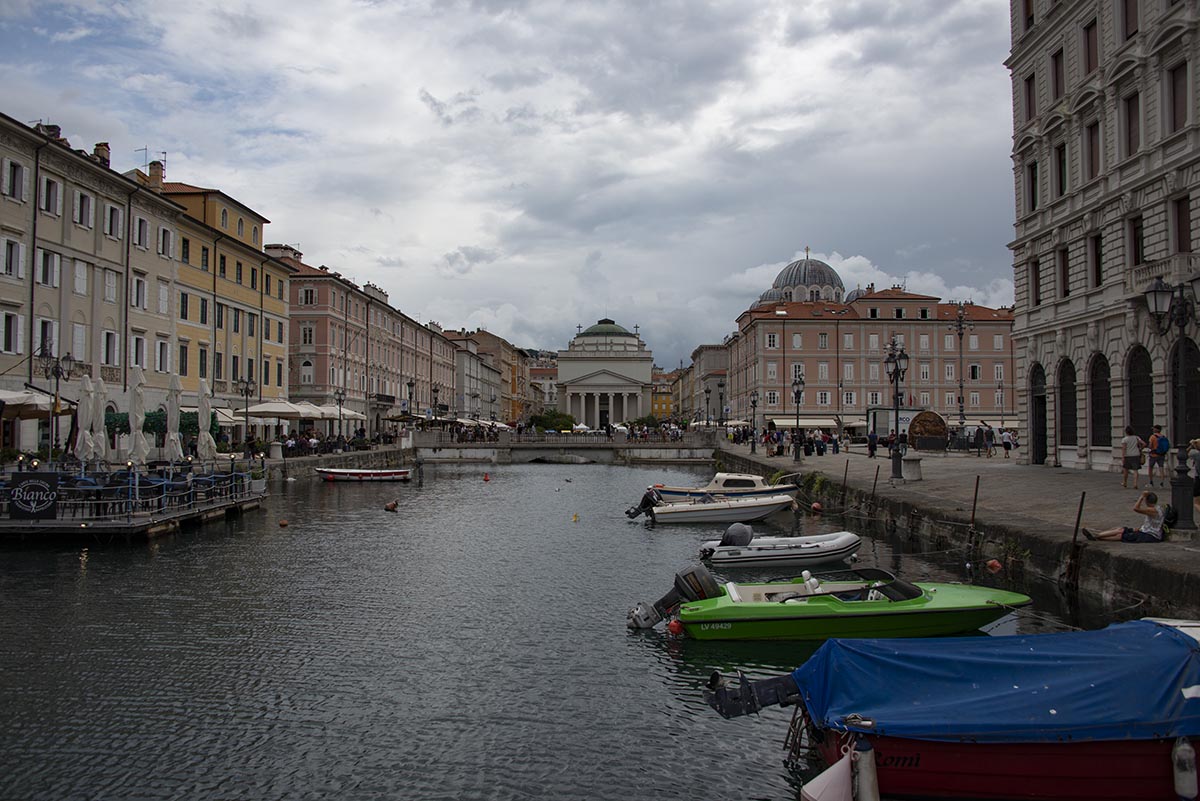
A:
[[1083, 19, 1098, 74], [302, 287, 315, 305], [237, 217, 245, 237], [276, 360, 283, 387], [155, 339, 170, 372], [818, 333, 828, 349], [920, 363, 931, 381], [843, 391, 856, 406], [788, 332, 800, 348], [1169, 62, 1189, 134], [1084, 121, 1100, 181], [945, 363, 955, 380], [262, 358, 269, 386], [201, 246, 209, 271], [919, 308, 930, 320], [199, 347, 208, 379], [102, 331, 119, 366], [792, 363, 804, 380], [818, 362, 829, 380], [1123, 93, 1141, 158], [130, 275, 146, 309], [72, 259, 86, 294], [765, 390, 779, 406], [969, 334, 979, 351], [104, 270, 117, 302], [179, 344, 189, 376], [250, 267, 258, 290], [2, 158, 27, 201], [1122, 0, 1138, 41], [158, 228, 173, 257], [73, 191, 93, 228], [1174, 196, 1193, 254], [843, 363, 854, 381], [235, 261, 243, 284], [868, 308, 879, 319], [868, 333, 880, 351], [1030, 258, 1042, 305], [1051, 49, 1064, 100], [868, 363, 879, 383], [232, 355, 240, 380], [103, 204, 122, 239], [233, 308, 240, 333], [1059, 360, 1078, 446], [301, 325, 314, 345], [1128, 215, 1145, 266], [218, 255, 226, 277], [843, 333, 853, 349], [36, 249, 60, 287], [993, 334, 1004, 351], [1025, 160, 1039, 212], [39, 176, 61, 215], [1053, 143, 1067, 197], [1058, 247, 1070, 298], [199, 298, 208, 325], [220, 208, 228, 228], [253, 226, 260, 245], [216, 303, 224, 330], [1022, 0, 1033, 29], [179, 291, 189, 321], [248, 313, 256, 338], [919, 334, 930, 351], [995, 363, 1005, 381], [1088, 233, 1103, 287], [265, 274, 272, 295], [969, 364, 982, 381], [945, 391, 955, 407], [1024, 73, 1037, 122], [969, 391, 980, 407], [215, 351, 224, 380], [766, 332, 778, 349], [133, 216, 149, 248], [181, 237, 190, 264], [132, 336, 146, 368], [157, 281, 168, 314]]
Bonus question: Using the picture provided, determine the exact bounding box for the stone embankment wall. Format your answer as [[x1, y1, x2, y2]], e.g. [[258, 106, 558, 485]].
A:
[[716, 449, 1200, 620]]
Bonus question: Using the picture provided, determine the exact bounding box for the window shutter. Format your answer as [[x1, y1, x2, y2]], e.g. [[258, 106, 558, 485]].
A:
[[38, 177, 45, 210], [52, 253, 60, 287], [16, 243, 25, 279], [35, 247, 43, 282], [73, 323, 86, 360], [114, 333, 120, 367], [15, 314, 23, 354], [130, 336, 137, 363], [21, 165, 29, 203], [54, 182, 62, 216], [86, 196, 94, 228], [73, 191, 81, 224], [51, 321, 59, 356], [0, 159, 8, 196], [116, 208, 123, 239]]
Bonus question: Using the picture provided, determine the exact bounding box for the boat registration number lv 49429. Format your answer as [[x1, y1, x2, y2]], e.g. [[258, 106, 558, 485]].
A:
[[698, 623, 732, 631]]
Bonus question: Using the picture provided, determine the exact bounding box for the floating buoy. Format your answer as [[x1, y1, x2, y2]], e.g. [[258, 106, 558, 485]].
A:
[[384, 500, 398, 512], [572, 513, 579, 523], [811, 501, 823, 513], [666, 619, 684, 636], [986, 559, 1003, 574], [278, 520, 289, 527], [483, 473, 490, 482]]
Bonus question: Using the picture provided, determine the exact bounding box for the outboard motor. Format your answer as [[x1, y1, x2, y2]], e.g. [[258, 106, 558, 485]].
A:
[[718, 522, 754, 547], [627, 565, 722, 629], [625, 488, 662, 519]]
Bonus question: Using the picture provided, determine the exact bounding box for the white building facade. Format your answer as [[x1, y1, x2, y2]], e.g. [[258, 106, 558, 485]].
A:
[[556, 319, 653, 428]]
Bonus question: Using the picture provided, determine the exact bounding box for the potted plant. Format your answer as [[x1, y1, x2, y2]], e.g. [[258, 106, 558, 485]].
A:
[[248, 467, 267, 494]]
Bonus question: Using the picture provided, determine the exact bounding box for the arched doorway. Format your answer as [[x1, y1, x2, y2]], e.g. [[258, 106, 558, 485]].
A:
[[1058, 360, 1077, 447], [1088, 355, 1111, 446], [1030, 363, 1047, 465], [1170, 337, 1200, 443], [1127, 346, 1154, 437]]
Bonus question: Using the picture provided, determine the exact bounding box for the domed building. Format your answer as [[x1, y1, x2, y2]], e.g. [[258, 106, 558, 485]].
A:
[[556, 319, 654, 428], [752, 251, 845, 308]]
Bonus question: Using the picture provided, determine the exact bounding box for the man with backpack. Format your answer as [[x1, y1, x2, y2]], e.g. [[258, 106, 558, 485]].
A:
[[1147, 424, 1171, 487]]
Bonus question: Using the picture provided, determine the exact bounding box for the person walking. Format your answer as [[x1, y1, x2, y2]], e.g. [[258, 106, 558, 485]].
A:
[[1146, 424, 1170, 487], [1119, 425, 1146, 489], [867, 429, 878, 458], [984, 425, 996, 458], [1000, 428, 1013, 458]]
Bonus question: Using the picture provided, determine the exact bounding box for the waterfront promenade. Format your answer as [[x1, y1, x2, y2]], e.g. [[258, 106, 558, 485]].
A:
[[715, 440, 1200, 615]]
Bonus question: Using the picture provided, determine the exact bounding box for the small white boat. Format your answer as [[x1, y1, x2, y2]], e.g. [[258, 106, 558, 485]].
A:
[[315, 467, 413, 482], [650, 472, 798, 501], [626, 489, 795, 524], [699, 525, 861, 568]]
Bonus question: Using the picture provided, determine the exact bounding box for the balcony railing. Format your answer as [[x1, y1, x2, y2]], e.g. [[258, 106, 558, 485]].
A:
[[1128, 253, 1200, 295]]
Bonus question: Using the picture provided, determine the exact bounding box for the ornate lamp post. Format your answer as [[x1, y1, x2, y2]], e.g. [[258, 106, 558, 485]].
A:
[[948, 301, 974, 441], [998, 380, 1005, 429], [406, 380, 415, 421], [37, 346, 75, 467], [333, 387, 346, 439], [884, 338, 910, 480], [489, 392, 496, 422], [792, 375, 804, 461], [717, 379, 726, 426], [704, 386, 711, 426], [749, 390, 759, 454], [431, 385, 440, 425], [1144, 274, 1200, 532], [234, 377, 256, 452]]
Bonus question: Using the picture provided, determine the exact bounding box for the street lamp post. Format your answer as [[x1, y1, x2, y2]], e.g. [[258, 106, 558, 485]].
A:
[[406, 380, 415, 423], [1144, 274, 1200, 532], [792, 375, 804, 461], [717, 380, 726, 426], [884, 338, 910, 481], [37, 346, 75, 467], [333, 387, 346, 440], [948, 301, 974, 444], [704, 387, 711, 426], [489, 393, 496, 422], [998, 381, 1005, 429], [749, 390, 758, 454], [235, 377, 256, 456]]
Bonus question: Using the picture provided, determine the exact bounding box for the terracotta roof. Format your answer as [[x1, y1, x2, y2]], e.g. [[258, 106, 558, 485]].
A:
[[936, 303, 1014, 321], [742, 301, 861, 321], [855, 288, 940, 301], [161, 181, 215, 193]]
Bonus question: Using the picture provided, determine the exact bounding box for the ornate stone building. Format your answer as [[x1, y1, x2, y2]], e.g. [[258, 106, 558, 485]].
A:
[[1007, 0, 1199, 469], [556, 319, 653, 428]]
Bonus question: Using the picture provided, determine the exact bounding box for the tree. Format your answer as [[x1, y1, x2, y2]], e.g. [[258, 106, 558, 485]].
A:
[[529, 408, 575, 432]]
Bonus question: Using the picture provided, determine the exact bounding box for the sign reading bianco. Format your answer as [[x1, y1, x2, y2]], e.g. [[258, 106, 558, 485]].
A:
[[9, 473, 59, 520]]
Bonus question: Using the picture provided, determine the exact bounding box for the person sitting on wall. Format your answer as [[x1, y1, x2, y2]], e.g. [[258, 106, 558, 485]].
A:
[[1083, 491, 1165, 543]]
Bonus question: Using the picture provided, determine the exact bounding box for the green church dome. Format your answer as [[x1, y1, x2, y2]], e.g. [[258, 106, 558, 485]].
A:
[[578, 318, 634, 337]]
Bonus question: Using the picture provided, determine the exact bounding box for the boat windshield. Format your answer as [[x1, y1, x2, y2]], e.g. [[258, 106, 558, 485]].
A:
[[876, 579, 923, 602]]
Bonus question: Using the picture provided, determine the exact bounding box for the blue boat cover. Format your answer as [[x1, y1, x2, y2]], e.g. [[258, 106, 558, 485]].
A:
[[791, 619, 1200, 743]]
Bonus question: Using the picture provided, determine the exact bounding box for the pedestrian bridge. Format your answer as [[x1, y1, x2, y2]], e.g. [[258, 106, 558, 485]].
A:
[[412, 431, 718, 465]]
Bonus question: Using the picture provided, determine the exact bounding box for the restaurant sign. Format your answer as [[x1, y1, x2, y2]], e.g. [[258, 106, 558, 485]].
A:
[[9, 472, 59, 520]]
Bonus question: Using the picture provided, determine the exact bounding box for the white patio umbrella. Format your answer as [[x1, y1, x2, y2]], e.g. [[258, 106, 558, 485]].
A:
[[92, 378, 109, 465], [0, 388, 54, 419], [127, 367, 152, 465], [316, 404, 365, 421], [165, 374, 185, 462], [74, 375, 95, 462], [292, 401, 330, 419], [196, 379, 219, 462], [238, 400, 310, 419]]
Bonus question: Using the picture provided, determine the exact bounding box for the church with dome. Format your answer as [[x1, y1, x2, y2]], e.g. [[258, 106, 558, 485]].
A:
[[556, 319, 654, 428], [752, 250, 847, 307]]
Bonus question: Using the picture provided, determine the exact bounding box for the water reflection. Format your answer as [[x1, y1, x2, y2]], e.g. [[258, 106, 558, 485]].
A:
[[0, 463, 1124, 801]]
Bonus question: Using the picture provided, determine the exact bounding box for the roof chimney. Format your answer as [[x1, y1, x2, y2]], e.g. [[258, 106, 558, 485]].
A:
[[148, 160, 164, 191], [93, 142, 110, 167]]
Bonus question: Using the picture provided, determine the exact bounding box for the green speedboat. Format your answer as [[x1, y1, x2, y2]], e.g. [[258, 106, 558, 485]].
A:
[[628, 566, 1031, 641]]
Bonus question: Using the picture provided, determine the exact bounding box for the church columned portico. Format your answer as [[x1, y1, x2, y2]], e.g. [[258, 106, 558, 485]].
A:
[[557, 319, 654, 429]]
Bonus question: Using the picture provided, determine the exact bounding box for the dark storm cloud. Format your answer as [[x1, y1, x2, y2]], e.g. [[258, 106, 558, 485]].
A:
[[442, 245, 501, 275]]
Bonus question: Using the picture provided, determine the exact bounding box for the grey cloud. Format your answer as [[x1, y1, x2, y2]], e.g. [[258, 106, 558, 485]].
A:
[[442, 245, 501, 275], [419, 88, 482, 126], [486, 66, 551, 91]]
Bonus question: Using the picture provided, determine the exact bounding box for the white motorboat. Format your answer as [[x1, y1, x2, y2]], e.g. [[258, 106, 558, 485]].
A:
[[698, 524, 861, 568], [315, 467, 412, 482], [649, 472, 798, 501], [626, 489, 796, 524]]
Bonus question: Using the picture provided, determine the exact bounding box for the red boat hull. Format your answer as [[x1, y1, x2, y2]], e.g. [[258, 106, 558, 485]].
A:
[[817, 735, 1176, 800]]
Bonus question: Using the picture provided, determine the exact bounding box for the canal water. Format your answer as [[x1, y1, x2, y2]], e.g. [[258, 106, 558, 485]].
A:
[[0, 463, 1113, 800]]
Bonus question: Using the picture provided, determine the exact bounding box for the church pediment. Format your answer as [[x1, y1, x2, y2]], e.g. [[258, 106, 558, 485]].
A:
[[561, 368, 643, 387]]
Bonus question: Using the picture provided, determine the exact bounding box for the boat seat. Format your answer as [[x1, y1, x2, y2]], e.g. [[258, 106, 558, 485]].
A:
[[726, 583, 744, 603]]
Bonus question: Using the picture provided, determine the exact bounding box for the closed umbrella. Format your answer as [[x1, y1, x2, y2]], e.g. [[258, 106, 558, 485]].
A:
[[92, 378, 109, 465], [127, 367, 151, 465], [197, 379, 219, 463], [165, 374, 185, 462], [74, 375, 95, 463]]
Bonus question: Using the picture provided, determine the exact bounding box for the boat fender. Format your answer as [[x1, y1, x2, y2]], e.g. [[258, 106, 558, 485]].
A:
[[278, 519, 289, 527], [652, 483, 664, 488], [384, 500, 398, 512], [986, 559, 1003, 574], [799, 749, 853, 801], [801, 570, 812, 582], [666, 619, 684, 636], [483, 473, 490, 482], [572, 513, 579, 523], [1174, 737, 1197, 800], [811, 501, 822, 513], [853, 739, 881, 801]]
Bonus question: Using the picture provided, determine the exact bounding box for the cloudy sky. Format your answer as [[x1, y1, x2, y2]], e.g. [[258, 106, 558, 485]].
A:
[[1, 0, 1016, 367]]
